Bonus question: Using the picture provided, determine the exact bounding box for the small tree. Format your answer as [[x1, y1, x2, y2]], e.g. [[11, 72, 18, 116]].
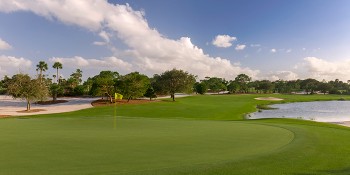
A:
[[194, 82, 207, 95], [7, 74, 48, 111], [144, 86, 157, 100], [50, 83, 64, 101], [154, 69, 196, 101]]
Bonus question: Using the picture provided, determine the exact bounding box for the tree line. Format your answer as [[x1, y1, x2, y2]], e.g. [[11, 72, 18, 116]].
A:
[[1, 61, 350, 111]]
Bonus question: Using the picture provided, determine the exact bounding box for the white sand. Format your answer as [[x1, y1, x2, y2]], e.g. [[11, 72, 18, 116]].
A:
[[329, 121, 350, 127], [0, 95, 99, 116], [254, 97, 284, 101]]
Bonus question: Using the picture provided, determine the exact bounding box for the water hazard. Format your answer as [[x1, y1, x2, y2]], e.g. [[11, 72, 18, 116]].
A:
[[249, 101, 350, 122]]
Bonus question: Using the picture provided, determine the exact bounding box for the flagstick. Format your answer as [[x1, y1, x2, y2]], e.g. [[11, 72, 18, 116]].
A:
[[114, 95, 117, 129]]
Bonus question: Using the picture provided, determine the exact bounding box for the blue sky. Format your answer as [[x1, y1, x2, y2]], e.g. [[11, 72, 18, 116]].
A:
[[1, 0, 350, 81]]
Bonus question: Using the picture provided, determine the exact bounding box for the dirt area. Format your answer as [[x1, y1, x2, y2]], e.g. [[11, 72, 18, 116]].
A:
[[91, 99, 159, 106], [36, 100, 68, 105], [254, 97, 284, 101], [0, 115, 11, 118], [17, 109, 47, 113]]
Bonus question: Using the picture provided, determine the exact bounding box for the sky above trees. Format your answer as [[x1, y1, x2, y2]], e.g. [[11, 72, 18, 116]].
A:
[[1, 0, 350, 81]]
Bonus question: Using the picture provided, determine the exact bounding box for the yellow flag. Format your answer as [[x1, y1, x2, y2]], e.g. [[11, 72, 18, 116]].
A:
[[115, 93, 123, 100]]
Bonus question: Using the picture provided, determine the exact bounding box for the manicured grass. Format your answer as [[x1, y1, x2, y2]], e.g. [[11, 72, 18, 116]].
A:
[[71, 94, 350, 120], [1, 94, 350, 174], [0, 117, 293, 174]]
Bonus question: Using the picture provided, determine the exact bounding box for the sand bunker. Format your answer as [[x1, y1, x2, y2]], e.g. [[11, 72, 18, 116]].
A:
[[254, 97, 284, 101], [0, 95, 99, 117]]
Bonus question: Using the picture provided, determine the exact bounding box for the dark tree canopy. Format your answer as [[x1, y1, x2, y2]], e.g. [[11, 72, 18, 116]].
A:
[[89, 71, 119, 102], [194, 82, 207, 95], [117, 72, 150, 102]]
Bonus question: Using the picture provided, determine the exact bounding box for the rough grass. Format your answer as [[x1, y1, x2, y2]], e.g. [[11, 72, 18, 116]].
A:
[[1, 94, 350, 174]]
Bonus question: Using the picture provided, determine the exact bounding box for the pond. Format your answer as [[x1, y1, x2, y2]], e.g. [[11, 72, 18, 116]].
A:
[[248, 101, 350, 122]]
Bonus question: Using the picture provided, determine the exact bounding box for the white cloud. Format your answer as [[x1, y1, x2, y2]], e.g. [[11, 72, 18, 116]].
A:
[[93, 41, 106, 46], [212, 35, 237, 48], [0, 0, 259, 80], [99, 30, 110, 42], [267, 71, 298, 81], [286, 49, 292, 53], [50, 56, 132, 71], [300, 57, 350, 80], [0, 38, 12, 50], [235, 44, 246, 51], [0, 55, 32, 77], [270, 48, 277, 53]]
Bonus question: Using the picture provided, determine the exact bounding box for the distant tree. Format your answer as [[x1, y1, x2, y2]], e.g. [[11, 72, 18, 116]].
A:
[[256, 80, 274, 93], [227, 81, 240, 93], [117, 72, 150, 102], [204, 77, 227, 93], [154, 69, 196, 101], [69, 69, 83, 88], [235, 74, 251, 93], [144, 86, 157, 100], [83, 78, 94, 94], [49, 83, 64, 101], [300, 78, 319, 94], [0, 75, 11, 94], [319, 82, 332, 94], [194, 82, 207, 95], [52, 62, 63, 83], [36, 61, 48, 83], [7, 74, 48, 111]]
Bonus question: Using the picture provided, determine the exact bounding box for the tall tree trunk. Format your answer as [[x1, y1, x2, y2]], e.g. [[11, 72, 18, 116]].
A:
[[56, 68, 59, 83], [40, 70, 43, 83], [26, 99, 31, 111], [127, 96, 132, 102], [53, 93, 57, 101], [171, 93, 175, 101]]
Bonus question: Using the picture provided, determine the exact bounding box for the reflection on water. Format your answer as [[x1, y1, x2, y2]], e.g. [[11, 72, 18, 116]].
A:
[[249, 101, 350, 122]]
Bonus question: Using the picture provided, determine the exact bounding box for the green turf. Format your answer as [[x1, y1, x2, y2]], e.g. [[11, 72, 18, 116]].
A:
[[0, 117, 293, 174], [1, 94, 350, 175]]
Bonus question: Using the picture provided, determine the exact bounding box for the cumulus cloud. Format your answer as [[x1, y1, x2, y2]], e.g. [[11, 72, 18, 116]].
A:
[[267, 71, 299, 81], [0, 0, 259, 80], [235, 44, 246, 51], [0, 38, 12, 50], [212, 35, 237, 48], [300, 57, 350, 80], [50, 56, 132, 71], [270, 48, 277, 53], [0, 55, 32, 77]]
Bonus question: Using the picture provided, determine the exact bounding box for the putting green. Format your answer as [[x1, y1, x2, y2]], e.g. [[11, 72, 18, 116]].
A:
[[0, 116, 293, 174]]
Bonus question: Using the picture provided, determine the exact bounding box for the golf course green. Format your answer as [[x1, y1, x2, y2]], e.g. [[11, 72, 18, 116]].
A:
[[1, 94, 350, 175]]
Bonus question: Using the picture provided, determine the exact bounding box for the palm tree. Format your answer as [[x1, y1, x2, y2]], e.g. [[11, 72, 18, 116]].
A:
[[52, 62, 63, 83], [36, 61, 48, 83]]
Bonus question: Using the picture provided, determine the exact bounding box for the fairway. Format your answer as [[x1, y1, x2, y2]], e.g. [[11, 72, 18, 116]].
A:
[[0, 116, 292, 174]]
